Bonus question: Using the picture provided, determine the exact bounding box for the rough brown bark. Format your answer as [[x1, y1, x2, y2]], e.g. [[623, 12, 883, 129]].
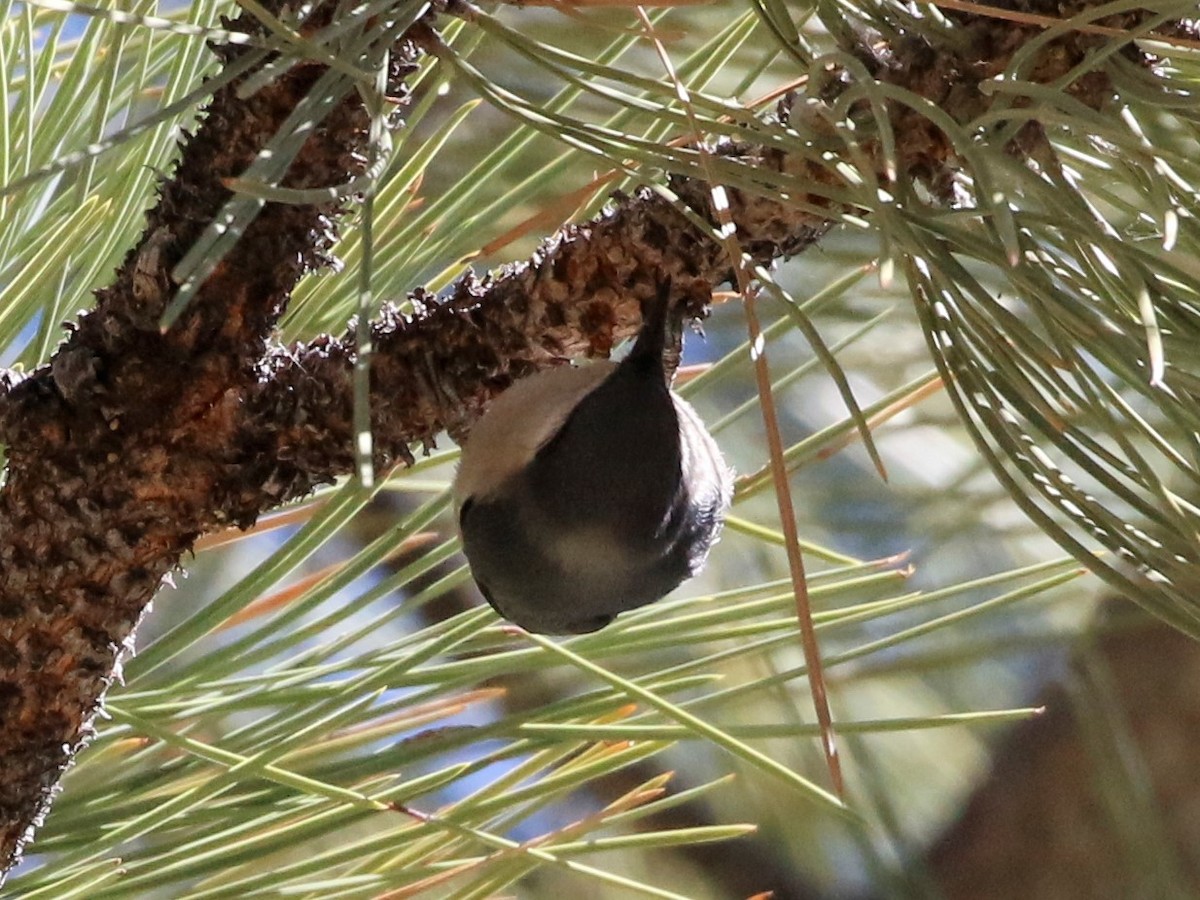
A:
[[0, 0, 1188, 880], [0, 3, 427, 874]]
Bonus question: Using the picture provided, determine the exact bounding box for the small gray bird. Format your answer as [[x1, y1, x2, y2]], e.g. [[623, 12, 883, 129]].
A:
[[454, 283, 733, 634]]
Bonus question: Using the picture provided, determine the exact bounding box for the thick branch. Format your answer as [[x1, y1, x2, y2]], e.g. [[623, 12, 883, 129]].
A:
[[0, 7, 425, 874], [234, 176, 835, 510], [225, 0, 1146, 508]]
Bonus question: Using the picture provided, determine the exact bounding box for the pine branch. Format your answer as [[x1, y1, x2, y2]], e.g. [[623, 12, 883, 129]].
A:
[[0, 0, 431, 874], [0, 0, 1187, 879]]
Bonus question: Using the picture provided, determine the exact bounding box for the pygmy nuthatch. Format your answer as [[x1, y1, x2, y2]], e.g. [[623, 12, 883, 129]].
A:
[[454, 283, 733, 634]]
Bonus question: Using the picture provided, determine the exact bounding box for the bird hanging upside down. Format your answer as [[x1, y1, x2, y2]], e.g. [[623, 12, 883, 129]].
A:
[[453, 280, 733, 634]]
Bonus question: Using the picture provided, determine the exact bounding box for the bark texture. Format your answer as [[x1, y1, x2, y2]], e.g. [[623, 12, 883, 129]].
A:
[[0, 3, 426, 873], [0, 0, 1189, 879]]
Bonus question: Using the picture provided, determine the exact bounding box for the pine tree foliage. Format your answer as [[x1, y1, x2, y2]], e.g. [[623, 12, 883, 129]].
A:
[[0, 0, 1197, 896]]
